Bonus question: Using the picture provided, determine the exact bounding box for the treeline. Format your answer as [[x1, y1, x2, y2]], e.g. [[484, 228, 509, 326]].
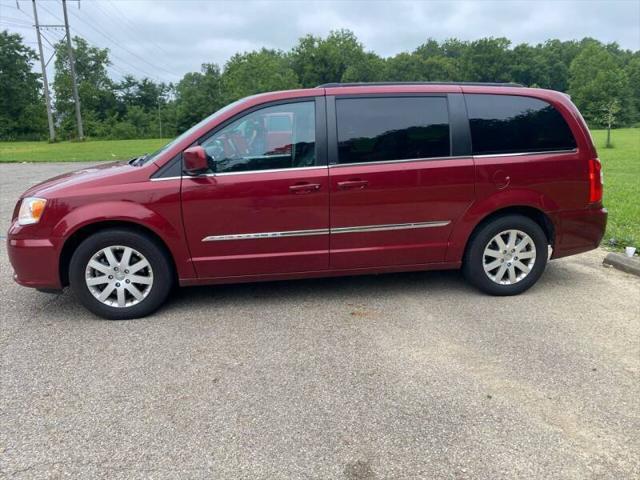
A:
[[1, 29, 639, 141]]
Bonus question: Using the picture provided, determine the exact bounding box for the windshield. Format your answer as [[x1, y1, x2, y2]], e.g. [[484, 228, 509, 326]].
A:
[[136, 97, 248, 165]]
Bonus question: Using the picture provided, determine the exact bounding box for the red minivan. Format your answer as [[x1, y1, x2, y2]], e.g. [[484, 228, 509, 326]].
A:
[[7, 83, 607, 319]]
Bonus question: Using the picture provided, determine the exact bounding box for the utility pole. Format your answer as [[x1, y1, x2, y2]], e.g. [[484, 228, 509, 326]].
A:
[[61, 0, 83, 140], [158, 98, 162, 138], [32, 0, 55, 142]]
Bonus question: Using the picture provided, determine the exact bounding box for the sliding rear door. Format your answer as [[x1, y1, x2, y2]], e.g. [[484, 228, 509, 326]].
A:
[[327, 94, 475, 269]]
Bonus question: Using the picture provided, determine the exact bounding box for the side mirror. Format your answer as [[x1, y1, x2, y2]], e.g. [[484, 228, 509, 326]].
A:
[[183, 146, 209, 176]]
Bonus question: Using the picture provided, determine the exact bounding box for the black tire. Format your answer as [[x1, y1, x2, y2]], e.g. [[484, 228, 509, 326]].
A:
[[69, 228, 173, 320], [463, 214, 548, 296]]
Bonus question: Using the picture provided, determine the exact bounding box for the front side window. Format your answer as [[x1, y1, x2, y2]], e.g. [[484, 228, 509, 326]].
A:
[[466, 94, 577, 155], [336, 97, 450, 164], [200, 101, 316, 173]]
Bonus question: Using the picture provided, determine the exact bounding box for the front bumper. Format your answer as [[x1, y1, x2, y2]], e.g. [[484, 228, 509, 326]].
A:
[[7, 228, 63, 289], [551, 207, 607, 259]]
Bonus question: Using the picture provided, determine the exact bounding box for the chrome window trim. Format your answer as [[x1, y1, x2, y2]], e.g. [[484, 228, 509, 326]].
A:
[[329, 155, 470, 168], [151, 165, 327, 181], [473, 148, 577, 159], [202, 220, 450, 242], [204, 165, 328, 177], [150, 176, 182, 182]]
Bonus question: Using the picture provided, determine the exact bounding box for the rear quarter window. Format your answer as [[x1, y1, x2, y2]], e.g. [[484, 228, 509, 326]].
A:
[[465, 94, 577, 155]]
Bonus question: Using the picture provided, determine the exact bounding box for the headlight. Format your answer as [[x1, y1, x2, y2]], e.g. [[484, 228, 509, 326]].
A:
[[18, 197, 47, 225]]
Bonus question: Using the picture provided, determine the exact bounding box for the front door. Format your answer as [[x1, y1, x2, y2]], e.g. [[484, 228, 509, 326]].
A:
[[327, 95, 475, 269], [181, 98, 329, 279]]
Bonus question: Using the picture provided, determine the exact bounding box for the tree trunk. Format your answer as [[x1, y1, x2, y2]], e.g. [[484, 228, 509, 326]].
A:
[[606, 125, 611, 148]]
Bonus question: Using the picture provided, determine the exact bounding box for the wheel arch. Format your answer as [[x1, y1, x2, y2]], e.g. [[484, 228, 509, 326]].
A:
[[59, 220, 178, 287], [469, 205, 554, 245], [447, 204, 555, 263]]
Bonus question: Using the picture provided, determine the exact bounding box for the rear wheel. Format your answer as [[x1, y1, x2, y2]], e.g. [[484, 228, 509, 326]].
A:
[[69, 229, 173, 319], [463, 215, 548, 296]]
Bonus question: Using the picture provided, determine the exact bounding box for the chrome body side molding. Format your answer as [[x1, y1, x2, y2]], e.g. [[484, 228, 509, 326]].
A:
[[202, 221, 451, 242], [331, 221, 451, 234], [202, 228, 329, 242]]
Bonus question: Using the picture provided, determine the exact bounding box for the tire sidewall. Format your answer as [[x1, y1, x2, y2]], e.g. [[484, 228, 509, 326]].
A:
[[69, 229, 172, 320], [464, 215, 548, 296]]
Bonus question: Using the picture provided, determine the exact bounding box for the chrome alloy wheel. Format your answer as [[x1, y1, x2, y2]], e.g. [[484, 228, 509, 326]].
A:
[[85, 245, 153, 308], [482, 229, 536, 285]]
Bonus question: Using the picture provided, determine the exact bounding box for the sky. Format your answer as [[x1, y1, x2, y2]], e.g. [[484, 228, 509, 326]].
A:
[[1, 0, 639, 84]]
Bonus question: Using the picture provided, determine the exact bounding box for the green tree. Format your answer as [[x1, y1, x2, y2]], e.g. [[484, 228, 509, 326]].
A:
[[461, 37, 513, 82], [535, 39, 582, 91], [221, 48, 299, 102], [341, 52, 387, 82], [0, 30, 46, 140], [439, 38, 468, 59], [510, 44, 545, 87], [290, 29, 370, 87], [385, 53, 458, 82], [568, 43, 633, 127], [600, 99, 621, 147], [385, 52, 426, 81], [174, 63, 224, 131], [624, 55, 640, 123], [414, 39, 445, 58], [114, 76, 172, 137], [414, 38, 462, 81], [53, 36, 116, 139]]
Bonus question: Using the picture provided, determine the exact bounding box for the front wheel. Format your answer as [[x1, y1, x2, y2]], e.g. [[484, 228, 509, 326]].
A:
[[69, 229, 173, 319], [463, 215, 548, 296]]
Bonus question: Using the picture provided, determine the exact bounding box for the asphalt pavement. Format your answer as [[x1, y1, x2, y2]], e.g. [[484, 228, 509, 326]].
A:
[[1, 162, 638, 479]]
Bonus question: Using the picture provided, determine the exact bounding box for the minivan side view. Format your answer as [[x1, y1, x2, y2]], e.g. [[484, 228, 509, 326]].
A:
[[7, 83, 607, 319]]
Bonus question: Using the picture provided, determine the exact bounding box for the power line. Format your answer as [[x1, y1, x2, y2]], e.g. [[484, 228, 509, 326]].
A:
[[36, 0, 166, 81], [65, 2, 179, 79], [6, 0, 180, 83], [0, 22, 32, 30], [2, 16, 32, 24], [103, 0, 173, 58]]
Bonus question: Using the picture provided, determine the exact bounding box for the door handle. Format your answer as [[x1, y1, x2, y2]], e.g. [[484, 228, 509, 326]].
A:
[[337, 179, 369, 190], [289, 183, 321, 194]]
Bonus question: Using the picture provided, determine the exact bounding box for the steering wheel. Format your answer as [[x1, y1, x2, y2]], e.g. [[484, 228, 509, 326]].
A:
[[204, 139, 226, 165]]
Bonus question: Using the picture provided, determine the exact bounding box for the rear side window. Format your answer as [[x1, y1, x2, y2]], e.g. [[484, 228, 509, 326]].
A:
[[336, 97, 450, 164], [466, 94, 576, 155]]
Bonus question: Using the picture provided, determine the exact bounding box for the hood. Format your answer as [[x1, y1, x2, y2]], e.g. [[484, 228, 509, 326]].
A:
[[21, 161, 153, 199]]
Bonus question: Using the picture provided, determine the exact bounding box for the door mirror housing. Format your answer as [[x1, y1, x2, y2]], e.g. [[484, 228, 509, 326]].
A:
[[183, 146, 209, 175]]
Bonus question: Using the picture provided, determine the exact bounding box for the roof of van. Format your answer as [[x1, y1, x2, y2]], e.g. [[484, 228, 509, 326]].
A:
[[317, 82, 524, 88]]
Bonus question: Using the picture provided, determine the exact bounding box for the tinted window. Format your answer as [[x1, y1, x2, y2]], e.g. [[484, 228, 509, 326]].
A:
[[466, 94, 576, 155], [336, 97, 450, 164], [200, 101, 315, 173]]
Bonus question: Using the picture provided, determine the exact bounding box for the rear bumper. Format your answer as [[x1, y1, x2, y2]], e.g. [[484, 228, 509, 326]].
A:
[[7, 234, 62, 289], [551, 207, 607, 259]]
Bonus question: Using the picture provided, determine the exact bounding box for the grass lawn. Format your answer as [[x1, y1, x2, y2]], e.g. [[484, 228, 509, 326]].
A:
[[0, 138, 170, 163], [0, 129, 638, 248], [592, 128, 640, 249]]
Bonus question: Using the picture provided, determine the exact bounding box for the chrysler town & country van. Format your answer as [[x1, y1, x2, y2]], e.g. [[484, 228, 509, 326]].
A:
[[7, 83, 607, 319]]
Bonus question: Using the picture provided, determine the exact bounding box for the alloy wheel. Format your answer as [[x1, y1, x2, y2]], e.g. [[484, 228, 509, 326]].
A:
[[482, 229, 536, 285], [85, 245, 154, 308]]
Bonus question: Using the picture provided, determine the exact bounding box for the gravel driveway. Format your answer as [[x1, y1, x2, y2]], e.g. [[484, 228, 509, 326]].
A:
[[1, 162, 638, 479]]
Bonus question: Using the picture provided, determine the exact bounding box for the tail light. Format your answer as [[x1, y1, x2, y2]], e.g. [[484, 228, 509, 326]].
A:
[[588, 158, 603, 204]]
